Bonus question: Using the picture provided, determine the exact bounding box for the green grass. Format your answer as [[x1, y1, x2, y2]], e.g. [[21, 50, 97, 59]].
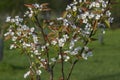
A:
[[0, 29, 120, 80]]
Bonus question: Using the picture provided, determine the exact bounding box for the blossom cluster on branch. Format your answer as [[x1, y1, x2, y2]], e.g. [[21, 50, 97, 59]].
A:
[[4, 0, 113, 80]]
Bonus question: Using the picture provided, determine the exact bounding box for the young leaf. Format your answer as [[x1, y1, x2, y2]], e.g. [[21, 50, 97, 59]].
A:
[[104, 20, 110, 28]]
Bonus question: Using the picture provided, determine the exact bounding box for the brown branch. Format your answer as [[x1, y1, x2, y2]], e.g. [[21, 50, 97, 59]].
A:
[[66, 20, 97, 80], [108, 0, 111, 4], [66, 59, 78, 80], [58, 31, 65, 80], [60, 47, 65, 80], [34, 16, 52, 79], [49, 69, 53, 80]]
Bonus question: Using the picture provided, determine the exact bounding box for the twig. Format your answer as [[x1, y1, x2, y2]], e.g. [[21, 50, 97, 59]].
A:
[[58, 31, 65, 80], [35, 16, 50, 69], [66, 20, 97, 80], [108, 0, 111, 4], [36, 75, 41, 80], [49, 69, 54, 80], [66, 59, 78, 80], [60, 47, 65, 80], [34, 16, 52, 79]]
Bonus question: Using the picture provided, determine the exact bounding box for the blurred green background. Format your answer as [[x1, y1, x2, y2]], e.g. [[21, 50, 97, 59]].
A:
[[0, 0, 120, 80]]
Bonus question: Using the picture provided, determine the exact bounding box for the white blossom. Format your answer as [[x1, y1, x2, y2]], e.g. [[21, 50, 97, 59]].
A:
[[31, 54, 34, 58], [63, 19, 69, 26], [102, 1, 107, 8], [108, 17, 114, 23], [79, 0, 82, 3], [11, 19, 15, 23], [84, 0, 86, 2], [57, 17, 63, 21], [71, 25, 77, 29], [95, 2, 100, 8], [6, 16, 11, 22], [24, 71, 30, 78], [82, 51, 93, 60], [70, 47, 81, 55], [64, 56, 70, 62], [33, 3, 40, 8], [82, 53, 87, 60], [95, 14, 101, 20], [51, 58, 56, 62], [10, 44, 16, 49], [81, 14, 87, 20], [12, 36, 17, 41], [106, 10, 111, 17], [103, 30, 105, 34], [36, 70, 42, 75], [58, 38, 65, 47], [49, 22, 54, 25], [41, 45, 46, 51], [70, 50, 78, 55], [82, 46, 93, 60], [83, 19, 88, 23], [67, 14, 72, 18], [66, 5, 71, 10], [58, 55, 61, 59], [51, 40, 57, 45], [10, 31, 14, 36], [34, 50, 40, 55], [24, 11, 29, 17], [30, 27, 35, 32], [69, 40, 75, 49], [84, 46, 89, 51], [4, 32, 9, 37], [63, 34, 69, 40], [98, 0, 103, 3], [46, 43, 49, 47], [32, 34, 38, 44], [29, 13, 33, 18], [73, 6, 77, 12]]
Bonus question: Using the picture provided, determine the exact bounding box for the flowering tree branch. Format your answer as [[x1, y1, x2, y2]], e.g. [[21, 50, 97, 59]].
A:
[[4, 0, 113, 80]]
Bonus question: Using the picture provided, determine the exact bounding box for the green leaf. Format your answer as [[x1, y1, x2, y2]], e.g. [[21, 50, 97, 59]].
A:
[[105, 20, 110, 28], [62, 11, 68, 18]]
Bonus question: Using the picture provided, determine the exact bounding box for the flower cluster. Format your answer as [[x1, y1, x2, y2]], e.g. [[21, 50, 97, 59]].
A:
[[51, 0, 113, 60], [5, 16, 39, 53], [6, 16, 23, 25], [24, 3, 50, 18], [24, 3, 42, 18]]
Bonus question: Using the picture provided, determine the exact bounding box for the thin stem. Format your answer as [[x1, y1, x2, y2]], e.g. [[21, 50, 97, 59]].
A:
[[35, 15, 56, 80], [60, 47, 65, 80], [27, 55, 35, 73], [35, 16, 53, 80], [58, 31, 65, 80], [34, 16, 50, 71], [36, 75, 41, 80], [34, 16, 46, 43], [66, 59, 78, 80], [27, 55, 41, 80], [51, 55, 59, 69], [79, 30, 94, 55], [66, 20, 98, 80], [50, 69, 54, 80], [66, 31, 93, 80], [108, 0, 111, 4]]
